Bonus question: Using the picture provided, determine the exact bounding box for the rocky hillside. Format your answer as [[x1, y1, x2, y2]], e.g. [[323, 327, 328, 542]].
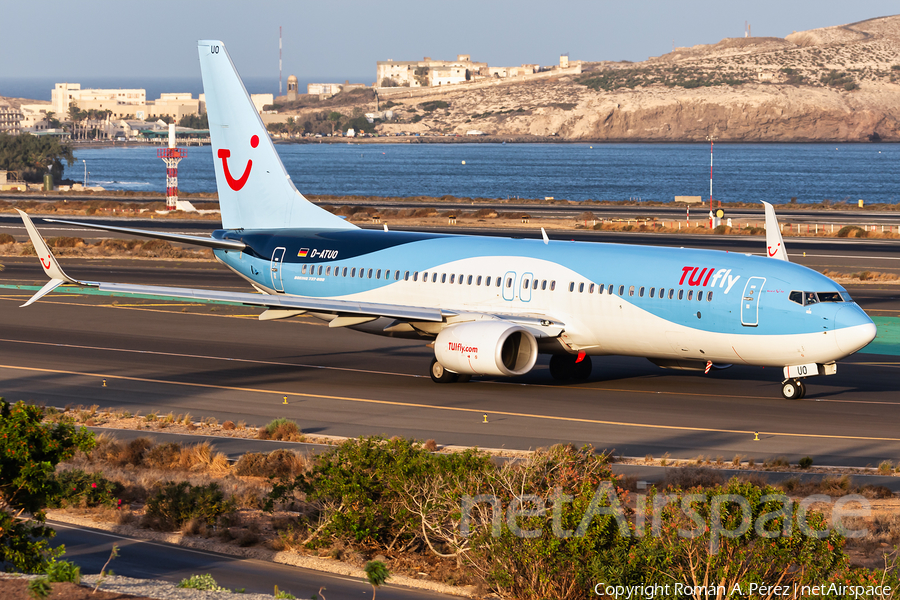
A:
[[281, 15, 900, 142]]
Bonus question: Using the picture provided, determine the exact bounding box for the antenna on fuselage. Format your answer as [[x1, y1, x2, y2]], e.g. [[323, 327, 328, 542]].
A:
[[762, 201, 789, 261], [541, 227, 549, 245]]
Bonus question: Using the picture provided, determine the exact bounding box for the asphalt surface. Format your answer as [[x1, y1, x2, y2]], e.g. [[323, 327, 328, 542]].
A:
[[0, 241, 899, 468], [49, 522, 456, 599]]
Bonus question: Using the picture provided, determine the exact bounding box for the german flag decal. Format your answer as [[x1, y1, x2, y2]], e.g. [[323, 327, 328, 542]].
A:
[[297, 248, 309, 257]]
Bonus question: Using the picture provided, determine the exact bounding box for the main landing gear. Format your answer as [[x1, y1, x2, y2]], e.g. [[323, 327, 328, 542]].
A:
[[781, 379, 807, 400], [549, 354, 593, 381], [429, 358, 470, 384]]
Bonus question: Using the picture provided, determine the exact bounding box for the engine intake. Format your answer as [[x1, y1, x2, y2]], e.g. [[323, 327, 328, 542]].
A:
[[434, 321, 538, 376]]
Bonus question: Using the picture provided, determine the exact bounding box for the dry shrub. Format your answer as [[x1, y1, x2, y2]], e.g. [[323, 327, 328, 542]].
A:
[[423, 439, 438, 452], [144, 442, 182, 469], [48, 236, 85, 248], [859, 484, 893, 499], [234, 450, 305, 478], [258, 418, 302, 441], [181, 516, 206, 536], [663, 467, 724, 489], [0, 233, 15, 244], [236, 530, 260, 547], [181, 442, 230, 474], [222, 420, 236, 430], [118, 438, 153, 466]]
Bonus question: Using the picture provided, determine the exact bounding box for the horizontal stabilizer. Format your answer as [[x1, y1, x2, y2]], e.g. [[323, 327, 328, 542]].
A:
[[44, 218, 245, 250]]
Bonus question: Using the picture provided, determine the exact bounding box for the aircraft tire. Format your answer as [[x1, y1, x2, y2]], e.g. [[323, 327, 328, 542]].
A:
[[781, 379, 801, 400], [430, 358, 458, 383], [795, 379, 806, 399], [573, 355, 593, 380], [549, 354, 575, 380], [456, 374, 472, 383]]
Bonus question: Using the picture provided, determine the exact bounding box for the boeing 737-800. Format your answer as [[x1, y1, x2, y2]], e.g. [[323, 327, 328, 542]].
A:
[[18, 40, 877, 399]]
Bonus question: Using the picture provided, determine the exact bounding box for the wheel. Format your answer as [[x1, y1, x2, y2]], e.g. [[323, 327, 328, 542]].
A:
[[795, 379, 806, 399], [781, 379, 801, 400], [549, 354, 575, 380], [573, 355, 593, 380], [430, 358, 458, 383], [456, 374, 472, 383]]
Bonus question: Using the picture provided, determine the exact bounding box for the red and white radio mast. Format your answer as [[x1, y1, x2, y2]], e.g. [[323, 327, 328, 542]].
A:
[[157, 123, 187, 210]]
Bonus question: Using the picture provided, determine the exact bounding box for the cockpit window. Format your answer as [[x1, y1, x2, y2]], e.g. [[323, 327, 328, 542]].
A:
[[790, 290, 847, 306], [817, 291, 843, 303]]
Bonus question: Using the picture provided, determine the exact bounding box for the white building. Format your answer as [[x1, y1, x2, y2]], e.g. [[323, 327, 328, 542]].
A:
[[51, 83, 146, 117], [307, 83, 344, 95]]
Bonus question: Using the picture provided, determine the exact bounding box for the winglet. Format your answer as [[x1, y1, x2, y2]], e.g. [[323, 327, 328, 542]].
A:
[[17, 209, 77, 282], [17, 209, 85, 307], [762, 202, 789, 261]]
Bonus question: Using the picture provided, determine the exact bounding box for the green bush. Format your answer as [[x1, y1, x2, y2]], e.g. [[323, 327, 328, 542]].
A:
[[177, 574, 227, 591], [0, 400, 94, 572], [45, 558, 81, 583], [798, 456, 814, 469], [258, 418, 302, 441], [266, 436, 493, 547], [145, 481, 235, 530], [50, 469, 118, 508], [27, 577, 52, 599], [836, 225, 866, 238]]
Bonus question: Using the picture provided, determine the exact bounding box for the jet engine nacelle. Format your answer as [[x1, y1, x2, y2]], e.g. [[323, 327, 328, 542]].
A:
[[434, 321, 538, 376]]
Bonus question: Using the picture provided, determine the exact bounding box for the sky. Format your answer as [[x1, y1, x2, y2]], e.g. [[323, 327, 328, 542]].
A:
[[2, 0, 898, 88]]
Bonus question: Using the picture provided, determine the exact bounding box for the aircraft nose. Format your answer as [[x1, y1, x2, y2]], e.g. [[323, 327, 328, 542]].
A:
[[834, 305, 877, 355]]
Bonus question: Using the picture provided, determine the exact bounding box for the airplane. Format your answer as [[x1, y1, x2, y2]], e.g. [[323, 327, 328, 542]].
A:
[[17, 40, 877, 400]]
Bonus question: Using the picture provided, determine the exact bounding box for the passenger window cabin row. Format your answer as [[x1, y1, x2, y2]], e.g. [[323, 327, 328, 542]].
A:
[[296, 263, 713, 302], [567, 281, 714, 302], [299, 263, 559, 289]]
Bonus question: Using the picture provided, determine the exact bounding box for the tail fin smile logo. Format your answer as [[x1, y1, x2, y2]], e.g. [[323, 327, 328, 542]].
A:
[[218, 134, 259, 191]]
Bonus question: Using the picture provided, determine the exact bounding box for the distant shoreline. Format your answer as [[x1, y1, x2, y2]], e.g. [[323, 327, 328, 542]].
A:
[[63, 137, 900, 149]]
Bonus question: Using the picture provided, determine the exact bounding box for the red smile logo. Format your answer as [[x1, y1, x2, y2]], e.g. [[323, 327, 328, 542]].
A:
[[218, 134, 259, 191], [767, 243, 781, 257], [40, 255, 52, 270]]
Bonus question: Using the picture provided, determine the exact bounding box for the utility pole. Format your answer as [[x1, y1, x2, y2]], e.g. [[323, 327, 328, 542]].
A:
[[279, 26, 283, 96], [706, 135, 716, 228]]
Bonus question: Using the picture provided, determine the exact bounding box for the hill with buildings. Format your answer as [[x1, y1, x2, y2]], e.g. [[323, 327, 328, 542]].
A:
[[269, 14, 900, 142]]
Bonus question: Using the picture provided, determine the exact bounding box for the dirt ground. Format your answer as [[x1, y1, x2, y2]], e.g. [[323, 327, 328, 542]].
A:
[[0, 579, 153, 600]]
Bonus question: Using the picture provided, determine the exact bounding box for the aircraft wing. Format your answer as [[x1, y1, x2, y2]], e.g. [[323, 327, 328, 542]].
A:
[[17, 210, 569, 335], [98, 282, 446, 322], [43, 217, 245, 251]]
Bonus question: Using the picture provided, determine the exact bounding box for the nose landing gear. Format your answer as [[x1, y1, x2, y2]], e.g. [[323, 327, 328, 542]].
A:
[[781, 378, 807, 400]]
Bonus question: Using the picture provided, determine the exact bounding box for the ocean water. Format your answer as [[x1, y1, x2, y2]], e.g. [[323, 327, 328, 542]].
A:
[[63, 142, 900, 205]]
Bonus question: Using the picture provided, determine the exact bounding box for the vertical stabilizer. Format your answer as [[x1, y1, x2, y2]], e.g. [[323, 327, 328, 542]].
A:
[[762, 201, 789, 261], [197, 40, 355, 231]]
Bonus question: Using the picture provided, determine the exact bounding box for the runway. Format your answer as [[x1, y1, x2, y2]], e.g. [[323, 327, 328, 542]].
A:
[[1, 253, 899, 468]]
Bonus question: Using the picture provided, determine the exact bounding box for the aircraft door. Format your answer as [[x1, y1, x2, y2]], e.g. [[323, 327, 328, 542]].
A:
[[740, 276, 765, 327], [520, 272, 533, 302], [502, 271, 516, 301], [271, 247, 286, 292]]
